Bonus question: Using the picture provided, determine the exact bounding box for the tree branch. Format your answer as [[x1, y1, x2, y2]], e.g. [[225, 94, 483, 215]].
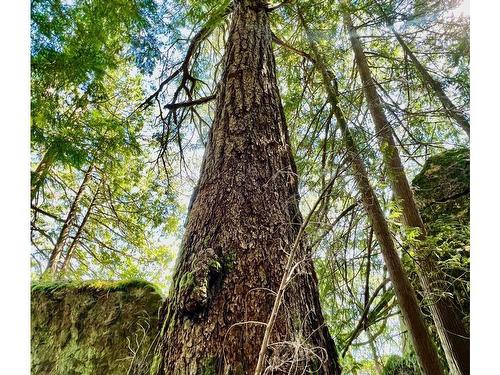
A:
[[271, 32, 316, 64], [163, 94, 216, 110]]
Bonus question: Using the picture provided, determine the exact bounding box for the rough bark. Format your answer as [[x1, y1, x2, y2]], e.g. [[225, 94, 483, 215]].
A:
[[44, 164, 94, 275], [391, 28, 470, 137], [155, 2, 340, 374], [299, 9, 444, 375], [343, 12, 469, 375]]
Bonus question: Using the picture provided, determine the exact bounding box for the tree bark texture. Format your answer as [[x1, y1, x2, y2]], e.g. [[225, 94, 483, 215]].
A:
[[344, 12, 469, 375], [299, 9, 444, 375], [156, 2, 340, 374]]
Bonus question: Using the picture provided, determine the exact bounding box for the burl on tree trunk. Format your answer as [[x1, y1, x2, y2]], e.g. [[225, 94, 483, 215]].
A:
[[155, 1, 340, 375]]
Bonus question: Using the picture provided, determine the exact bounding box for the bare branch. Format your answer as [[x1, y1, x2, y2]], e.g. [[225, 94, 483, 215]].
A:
[[163, 94, 216, 110]]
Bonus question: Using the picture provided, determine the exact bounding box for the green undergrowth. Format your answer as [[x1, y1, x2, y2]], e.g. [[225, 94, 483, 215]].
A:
[[383, 355, 420, 375]]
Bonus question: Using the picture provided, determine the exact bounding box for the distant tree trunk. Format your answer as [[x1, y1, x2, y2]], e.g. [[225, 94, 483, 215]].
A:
[[366, 328, 383, 375], [390, 28, 470, 137], [156, 2, 340, 375], [59, 182, 100, 274], [364, 233, 383, 375], [44, 165, 94, 276], [31, 146, 56, 202], [343, 11, 469, 375], [298, 9, 444, 375]]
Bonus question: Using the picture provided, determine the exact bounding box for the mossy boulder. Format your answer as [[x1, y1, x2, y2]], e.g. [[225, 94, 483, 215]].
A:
[[412, 148, 470, 325], [413, 147, 470, 227], [31, 279, 163, 375], [404, 148, 470, 364]]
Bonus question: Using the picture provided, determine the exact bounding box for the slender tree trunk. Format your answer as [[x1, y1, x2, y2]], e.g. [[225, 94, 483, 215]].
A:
[[348, 348, 359, 375], [59, 182, 100, 274], [31, 146, 56, 202], [44, 165, 94, 276], [390, 27, 470, 136], [363, 232, 383, 375], [343, 11, 469, 375], [156, 2, 340, 374], [366, 328, 383, 375], [299, 9, 444, 375]]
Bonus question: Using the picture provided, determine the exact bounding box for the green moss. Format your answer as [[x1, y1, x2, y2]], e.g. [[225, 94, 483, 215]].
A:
[[413, 148, 469, 226], [209, 259, 222, 272], [159, 303, 173, 335], [199, 356, 218, 375], [203, 235, 211, 247], [167, 313, 177, 332], [413, 148, 469, 205], [412, 148, 470, 239], [31, 280, 69, 293], [32, 278, 163, 297], [383, 355, 420, 375], [222, 250, 237, 272], [31, 279, 163, 375], [178, 271, 196, 291], [183, 317, 193, 330], [149, 354, 162, 375], [407, 147, 470, 355]]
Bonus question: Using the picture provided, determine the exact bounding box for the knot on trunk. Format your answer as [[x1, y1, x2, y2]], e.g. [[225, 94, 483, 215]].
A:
[[177, 248, 222, 314]]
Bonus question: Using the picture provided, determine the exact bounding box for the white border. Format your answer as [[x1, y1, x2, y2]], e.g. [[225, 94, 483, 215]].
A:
[[470, 0, 500, 373], [0, 0, 31, 373]]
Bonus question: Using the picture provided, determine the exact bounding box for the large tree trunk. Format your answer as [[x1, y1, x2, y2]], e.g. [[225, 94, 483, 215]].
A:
[[298, 10, 444, 375], [156, 2, 340, 374], [44, 164, 94, 276], [391, 27, 470, 137], [343, 12, 469, 375]]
